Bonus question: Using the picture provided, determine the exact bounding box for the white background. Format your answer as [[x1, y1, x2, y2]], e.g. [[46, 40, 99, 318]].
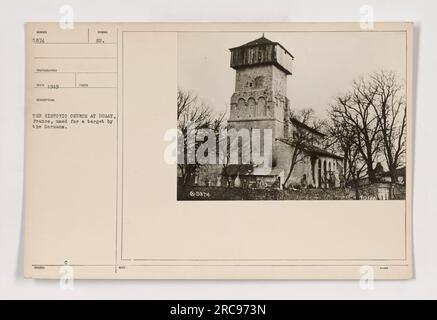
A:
[[0, 0, 435, 299]]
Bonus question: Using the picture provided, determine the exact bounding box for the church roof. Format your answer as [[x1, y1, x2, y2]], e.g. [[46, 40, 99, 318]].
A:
[[289, 118, 325, 137], [276, 138, 343, 160], [304, 144, 344, 160]]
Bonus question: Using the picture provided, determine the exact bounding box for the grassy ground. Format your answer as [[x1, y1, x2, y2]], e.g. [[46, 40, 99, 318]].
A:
[[177, 184, 406, 201]]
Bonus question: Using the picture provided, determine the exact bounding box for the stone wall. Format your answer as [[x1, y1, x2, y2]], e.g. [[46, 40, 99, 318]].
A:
[[234, 65, 286, 95]]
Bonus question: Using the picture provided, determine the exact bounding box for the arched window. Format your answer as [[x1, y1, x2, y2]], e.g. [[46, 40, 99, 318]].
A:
[[237, 98, 246, 118], [323, 160, 327, 182], [257, 97, 266, 117], [247, 98, 256, 118], [317, 159, 322, 188], [230, 103, 237, 119], [254, 76, 264, 88]]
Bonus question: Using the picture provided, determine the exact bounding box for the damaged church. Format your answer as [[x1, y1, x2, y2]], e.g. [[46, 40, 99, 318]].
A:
[[182, 35, 344, 189]]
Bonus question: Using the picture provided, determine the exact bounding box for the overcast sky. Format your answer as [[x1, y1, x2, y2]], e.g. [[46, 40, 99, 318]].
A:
[[178, 31, 406, 119]]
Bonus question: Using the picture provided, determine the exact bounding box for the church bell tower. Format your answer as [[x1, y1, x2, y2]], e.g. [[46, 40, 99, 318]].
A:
[[228, 35, 294, 139]]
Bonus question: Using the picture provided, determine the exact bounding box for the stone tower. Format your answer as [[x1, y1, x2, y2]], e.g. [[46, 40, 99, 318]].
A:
[[228, 35, 294, 139]]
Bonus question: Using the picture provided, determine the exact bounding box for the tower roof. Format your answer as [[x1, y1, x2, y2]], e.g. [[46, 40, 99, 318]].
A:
[[229, 35, 294, 74], [230, 35, 294, 59], [240, 35, 275, 47]]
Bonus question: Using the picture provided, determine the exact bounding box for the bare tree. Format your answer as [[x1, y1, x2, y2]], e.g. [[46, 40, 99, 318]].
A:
[[327, 70, 406, 193], [177, 89, 225, 186], [326, 113, 366, 199], [367, 71, 407, 182], [330, 76, 381, 182], [177, 89, 196, 120]]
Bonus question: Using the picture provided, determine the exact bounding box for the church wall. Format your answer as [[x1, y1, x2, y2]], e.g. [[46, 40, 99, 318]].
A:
[[272, 144, 344, 188], [282, 153, 311, 187], [227, 119, 284, 140], [233, 64, 287, 96], [230, 93, 275, 121], [271, 65, 287, 96], [272, 140, 292, 186], [231, 64, 288, 125], [235, 65, 273, 92]]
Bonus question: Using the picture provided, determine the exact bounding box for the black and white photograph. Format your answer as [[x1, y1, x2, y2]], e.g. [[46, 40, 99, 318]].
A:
[[177, 31, 407, 201]]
